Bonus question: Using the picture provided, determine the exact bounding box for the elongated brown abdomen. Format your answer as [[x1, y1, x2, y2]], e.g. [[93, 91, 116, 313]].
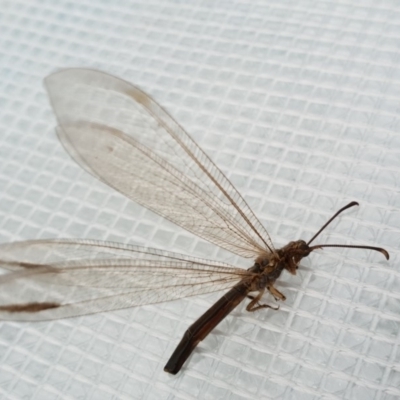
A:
[[164, 281, 250, 374]]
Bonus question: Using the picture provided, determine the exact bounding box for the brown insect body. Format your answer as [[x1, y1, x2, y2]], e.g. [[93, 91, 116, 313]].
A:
[[164, 240, 313, 374], [249, 240, 310, 299]]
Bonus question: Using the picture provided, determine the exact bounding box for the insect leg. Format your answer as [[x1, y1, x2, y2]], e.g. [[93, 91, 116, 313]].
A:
[[246, 289, 279, 312], [267, 285, 286, 301]]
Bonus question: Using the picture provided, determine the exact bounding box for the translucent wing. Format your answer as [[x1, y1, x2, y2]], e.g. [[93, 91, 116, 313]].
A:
[[0, 239, 251, 321], [45, 69, 274, 258]]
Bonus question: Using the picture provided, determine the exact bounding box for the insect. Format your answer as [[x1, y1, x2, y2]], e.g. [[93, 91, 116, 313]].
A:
[[0, 69, 389, 374]]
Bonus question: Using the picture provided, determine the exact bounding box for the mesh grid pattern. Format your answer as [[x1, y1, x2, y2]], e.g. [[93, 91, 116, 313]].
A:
[[0, 0, 399, 399]]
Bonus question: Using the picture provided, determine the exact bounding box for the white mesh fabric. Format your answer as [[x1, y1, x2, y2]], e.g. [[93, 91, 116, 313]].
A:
[[0, 1, 399, 399]]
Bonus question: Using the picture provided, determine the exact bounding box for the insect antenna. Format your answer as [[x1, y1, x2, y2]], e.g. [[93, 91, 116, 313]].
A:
[[307, 201, 389, 260], [307, 201, 359, 245]]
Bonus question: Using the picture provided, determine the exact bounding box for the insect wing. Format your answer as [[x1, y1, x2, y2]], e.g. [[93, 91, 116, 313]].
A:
[[45, 69, 274, 258], [0, 239, 250, 321]]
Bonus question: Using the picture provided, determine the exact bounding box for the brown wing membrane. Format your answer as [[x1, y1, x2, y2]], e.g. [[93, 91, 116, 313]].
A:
[[44, 69, 274, 258], [0, 239, 251, 321]]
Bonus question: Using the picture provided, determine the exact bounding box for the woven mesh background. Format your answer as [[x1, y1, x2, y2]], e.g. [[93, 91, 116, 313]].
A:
[[0, 1, 399, 399]]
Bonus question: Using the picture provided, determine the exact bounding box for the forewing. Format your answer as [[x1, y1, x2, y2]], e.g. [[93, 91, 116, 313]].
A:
[[0, 239, 250, 321], [45, 69, 274, 258]]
